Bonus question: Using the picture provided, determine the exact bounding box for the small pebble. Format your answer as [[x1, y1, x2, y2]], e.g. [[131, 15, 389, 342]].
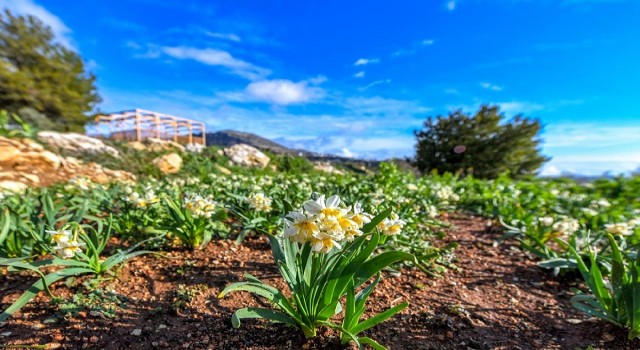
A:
[[131, 329, 142, 336]]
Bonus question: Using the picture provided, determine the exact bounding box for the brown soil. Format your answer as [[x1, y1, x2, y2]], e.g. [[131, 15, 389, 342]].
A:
[[1, 214, 639, 350]]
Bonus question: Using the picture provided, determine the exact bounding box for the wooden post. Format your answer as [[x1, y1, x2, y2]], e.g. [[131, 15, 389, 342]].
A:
[[188, 121, 193, 144], [201, 123, 206, 146], [173, 121, 178, 142], [155, 112, 161, 139], [135, 109, 142, 142]]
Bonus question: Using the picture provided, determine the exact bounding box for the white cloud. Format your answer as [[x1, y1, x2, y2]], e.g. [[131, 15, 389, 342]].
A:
[[540, 165, 562, 177], [446, 0, 457, 11], [205, 31, 242, 42], [444, 88, 459, 95], [343, 96, 430, 117], [480, 82, 504, 91], [222, 78, 326, 105], [358, 79, 392, 91], [354, 58, 380, 66], [308, 75, 328, 85], [354, 71, 366, 78], [162, 46, 271, 80], [340, 148, 357, 158], [543, 124, 640, 149], [421, 39, 435, 46], [497, 101, 545, 114], [4, 0, 75, 50]]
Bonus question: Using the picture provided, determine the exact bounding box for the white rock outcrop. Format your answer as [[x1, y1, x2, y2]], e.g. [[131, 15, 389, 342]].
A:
[[223, 144, 270, 168], [37, 131, 120, 157]]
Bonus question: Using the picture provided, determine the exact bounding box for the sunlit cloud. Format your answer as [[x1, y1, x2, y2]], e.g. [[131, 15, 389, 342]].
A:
[[354, 58, 380, 66], [161, 46, 271, 80], [4, 0, 76, 50]]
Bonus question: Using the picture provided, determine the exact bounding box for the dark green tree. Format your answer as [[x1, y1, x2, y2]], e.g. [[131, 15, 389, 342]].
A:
[[0, 9, 100, 131], [413, 105, 549, 179]]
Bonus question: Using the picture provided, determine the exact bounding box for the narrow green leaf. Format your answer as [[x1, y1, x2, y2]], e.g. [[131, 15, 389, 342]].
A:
[[351, 302, 409, 335], [230, 308, 298, 328]]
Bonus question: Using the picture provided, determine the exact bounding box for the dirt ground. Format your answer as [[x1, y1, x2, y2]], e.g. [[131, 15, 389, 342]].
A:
[[1, 214, 639, 350]]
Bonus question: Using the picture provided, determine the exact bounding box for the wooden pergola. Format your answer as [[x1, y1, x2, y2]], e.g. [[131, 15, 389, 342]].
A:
[[90, 109, 206, 146]]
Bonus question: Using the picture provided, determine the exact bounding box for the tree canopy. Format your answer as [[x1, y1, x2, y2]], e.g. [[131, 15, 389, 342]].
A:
[[413, 105, 550, 179], [0, 9, 100, 131]]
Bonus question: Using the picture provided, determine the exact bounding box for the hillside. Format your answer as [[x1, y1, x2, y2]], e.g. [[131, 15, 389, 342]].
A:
[[205, 130, 386, 170]]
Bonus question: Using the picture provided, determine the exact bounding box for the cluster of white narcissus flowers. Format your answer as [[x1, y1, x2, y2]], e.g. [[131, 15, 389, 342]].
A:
[[377, 212, 407, 236], [47, 229, 85, 259], [184, 194, 217, 218], [247, 193, 273, 212], [284, 195, 373, 253], [125, 187, 160, 208]]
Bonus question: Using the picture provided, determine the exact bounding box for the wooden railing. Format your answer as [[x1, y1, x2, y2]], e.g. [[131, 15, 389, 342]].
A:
[[88, 109, 206, 146]]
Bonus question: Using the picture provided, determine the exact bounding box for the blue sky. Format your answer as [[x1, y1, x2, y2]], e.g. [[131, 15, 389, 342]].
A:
[[4, 0, 640, 176]]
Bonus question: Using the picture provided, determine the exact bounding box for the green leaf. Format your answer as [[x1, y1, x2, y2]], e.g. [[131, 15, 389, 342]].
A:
[[351, 302, 409, 335], [0, 208, 11, 245], [231, 308, 298, 328], [359, 337, 387, 350], [0, 267, 94, 321], [362, 208, 392, 234], [354, 251, 415, 287]]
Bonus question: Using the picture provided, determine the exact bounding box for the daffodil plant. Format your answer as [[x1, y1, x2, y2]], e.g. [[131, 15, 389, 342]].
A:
[[567, 233, 640, 340], [0, 220, 157, 321], [220, 194, 415, 349], [163, 194, 227, 249], [226, 192, 280, 244]]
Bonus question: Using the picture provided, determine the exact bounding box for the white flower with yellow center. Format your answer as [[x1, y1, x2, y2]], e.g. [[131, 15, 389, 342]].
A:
[[46, 229, 72, 245], [184, 194, 217, 218], [247, 193, 273, 212], [284, 211, 319, 244], [605, 223, 632, 236], [377, 212, 406, 236], [54, 239, 85, 259], [552, 218, 579, 237], [538, 216, 554, 227], [304, 195, 345, 219]]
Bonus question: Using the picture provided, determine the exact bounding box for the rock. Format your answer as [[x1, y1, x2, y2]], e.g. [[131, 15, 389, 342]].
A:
[[313, 161, 345, 175], [153, 153, 183, 174], [37, 131, 120, 157], [0, 135, 135, 188], [146, 138, 185, 152], [0, 180, 28, 193], [19, 173, 40, 184], [131, 329, 142, 336], [127, 141, 147, 151], [13, 151, 61, 171], [214, 165, 231, 175], [223, 144, 270, 168], [0, 172, 15, 180]]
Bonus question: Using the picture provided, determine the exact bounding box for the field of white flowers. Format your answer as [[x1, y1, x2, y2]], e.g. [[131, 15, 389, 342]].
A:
[[1, 153, 640, 349]]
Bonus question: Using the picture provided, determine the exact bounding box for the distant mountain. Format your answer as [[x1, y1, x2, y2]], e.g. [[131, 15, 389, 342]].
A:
[[204, 130, 384, 170], [206, 130, 307, 156]]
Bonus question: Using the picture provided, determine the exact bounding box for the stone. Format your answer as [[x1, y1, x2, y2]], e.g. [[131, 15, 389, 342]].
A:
[[37, 131, 120, 157], [153, 153, 183, 174], [0, 135, 135, 188], [13, 151, 62, 170], [127, 141, 147, 151], [223, 144, 270, 168], [0, 172, 15, 180], [146, 138, 185, 152], [214, 164, 231, 175], [313, 161, 345, 175], [131, 329, 142, 336], [19, 173, 40, 184], [0, 180, 29, 193]]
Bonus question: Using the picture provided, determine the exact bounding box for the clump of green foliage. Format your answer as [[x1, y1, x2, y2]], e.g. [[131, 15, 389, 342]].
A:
[[0, 9, 100, 131], [413, 105, 549, 179]]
